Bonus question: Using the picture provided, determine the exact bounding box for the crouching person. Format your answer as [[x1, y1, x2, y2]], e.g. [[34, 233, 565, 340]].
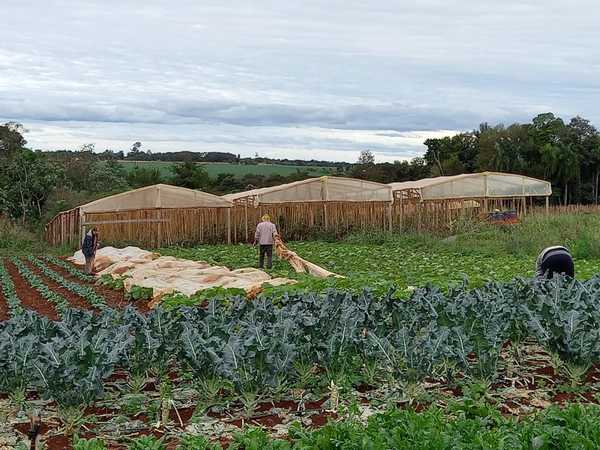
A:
[[535, 246, 574, 279], [82, 227, 100, 275]]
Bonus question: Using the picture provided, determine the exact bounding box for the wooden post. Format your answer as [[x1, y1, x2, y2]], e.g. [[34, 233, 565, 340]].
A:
[[227, 208, 232, 245], [545, 196, 549, 215], [79, 210, 85, 248], [399, 193, 404, 231], [387, 202, 393, 232], [244, 204, 248, 242], [157, 209, 163, 248]]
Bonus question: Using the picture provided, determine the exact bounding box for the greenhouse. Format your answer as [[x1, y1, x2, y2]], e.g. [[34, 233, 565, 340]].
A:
[[388, 172, 552, 232], [223, 176, 392, 205], [224, 177, 394, 241], [45, 184, 233, 248], [388, 172, 551, 202]]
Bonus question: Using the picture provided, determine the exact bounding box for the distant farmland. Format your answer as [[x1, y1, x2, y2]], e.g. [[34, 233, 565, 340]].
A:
[[118, 160, 334, 178]]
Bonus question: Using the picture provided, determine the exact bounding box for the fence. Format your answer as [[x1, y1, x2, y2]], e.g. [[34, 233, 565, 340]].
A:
[[46, 197, 577, 249], [44, 208, 81, 247], [392, 197, 533, 233]]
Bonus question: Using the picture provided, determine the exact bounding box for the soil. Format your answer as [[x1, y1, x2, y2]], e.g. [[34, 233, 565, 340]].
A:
[[169, 406, 196, 425], [309, 411, 337, 427], [5, 259, 60, 320], [45, 434, 73, 450], [23, 259, 94, 311], [0, 289, 9, 321], [256, 399, 298, 413], [229, 413, 284, 428], [46, 260, 128, 310]]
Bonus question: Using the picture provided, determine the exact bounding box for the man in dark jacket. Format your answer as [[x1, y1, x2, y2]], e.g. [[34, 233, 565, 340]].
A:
[[82, 227, 100, 274], [535, 246, 575, 279]]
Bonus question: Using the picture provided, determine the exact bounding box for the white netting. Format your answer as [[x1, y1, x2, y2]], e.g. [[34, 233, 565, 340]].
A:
[[224, 177, 392, 204], [389, 172, 551, 200], [80, 184, 232, 213]]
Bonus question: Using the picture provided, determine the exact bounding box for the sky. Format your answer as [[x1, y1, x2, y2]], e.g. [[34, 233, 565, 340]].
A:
[[1, 1, 599, 162]]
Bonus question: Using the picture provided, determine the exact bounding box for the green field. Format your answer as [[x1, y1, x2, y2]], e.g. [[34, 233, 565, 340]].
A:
[[118, 160, 333, 179], [158, 212, 600, 301]]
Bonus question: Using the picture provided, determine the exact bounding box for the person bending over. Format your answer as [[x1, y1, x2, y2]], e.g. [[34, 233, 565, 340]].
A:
[[254, 214, 278, 270], [535, 245, 575, 279]]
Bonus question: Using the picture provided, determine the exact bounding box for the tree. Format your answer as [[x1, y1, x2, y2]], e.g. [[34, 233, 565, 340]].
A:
[[0, 122, 27, 156], [170, 162, 210, 189], [79, 143, 95, 153], [86, 160, 129, 192], [357, 150, 375, 165], [0, 149, 63, 223], [127, 166, 164, 188]]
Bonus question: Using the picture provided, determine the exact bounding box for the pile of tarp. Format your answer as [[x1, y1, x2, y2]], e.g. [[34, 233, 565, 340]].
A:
[[69, 246, 295, 303]]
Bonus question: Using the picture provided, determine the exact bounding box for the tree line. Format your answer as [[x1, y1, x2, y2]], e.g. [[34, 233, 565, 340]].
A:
[[1, 112, 599, 227], [0, 124, 327, 225]]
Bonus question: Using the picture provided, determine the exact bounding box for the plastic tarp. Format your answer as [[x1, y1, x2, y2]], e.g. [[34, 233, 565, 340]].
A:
[[389, 172, 551, 200], [80, 184, 232, 213], [69, 246, 158, 272], [69, 246, 295, 303], [223, 176, 392, 205]]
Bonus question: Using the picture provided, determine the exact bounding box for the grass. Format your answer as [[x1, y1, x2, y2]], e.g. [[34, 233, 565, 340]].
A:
[[158, 212, 600, 296], [0, 218, 70, 257], [118, 160, 333, 179]]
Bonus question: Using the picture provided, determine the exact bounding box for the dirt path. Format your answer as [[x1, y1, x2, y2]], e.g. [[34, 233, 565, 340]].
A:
[[45, 260, 128, 310], [23, 259, 94, 311], [5, 260, 60, 320]]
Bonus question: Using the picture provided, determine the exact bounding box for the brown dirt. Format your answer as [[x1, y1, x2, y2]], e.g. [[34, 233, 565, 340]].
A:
[[256, 399, 298, 413], [309, 411, 337, 427], [229, 413, 284, 429], [45, 434, 73, 450], [47, 260, 128, 310], [5, 259, 59, 320], [169, 406, 196, 425], [23, 259, 94, 311], [0, 286, 10, 321]]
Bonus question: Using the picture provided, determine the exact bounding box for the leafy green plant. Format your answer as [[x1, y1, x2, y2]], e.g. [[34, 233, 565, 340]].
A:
[[127, 435, 166, 450], [97, 273, 126, 290], [127, 285, 153, 302], [28, 257, 106, 307], [177, 434, 221, 450], [11, 257, 70, 312], [43, 256, 96, 282], [73, 437, 108, 450], [0, 258, 24, 316]]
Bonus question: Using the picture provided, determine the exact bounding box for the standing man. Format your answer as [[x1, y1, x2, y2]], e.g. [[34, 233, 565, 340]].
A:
[[254, 214, 278, 270], [535, 245, 575, 279], [82, 227, 100, 274]]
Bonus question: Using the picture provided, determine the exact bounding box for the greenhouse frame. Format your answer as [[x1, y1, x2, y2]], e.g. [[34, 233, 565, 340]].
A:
[[45, 184, 234, 248], [225, 177, 394, 241], [388, 172, 552, 231]]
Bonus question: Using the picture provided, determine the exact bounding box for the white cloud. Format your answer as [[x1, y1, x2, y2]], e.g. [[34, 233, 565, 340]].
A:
[[0, 0, 598, 162]]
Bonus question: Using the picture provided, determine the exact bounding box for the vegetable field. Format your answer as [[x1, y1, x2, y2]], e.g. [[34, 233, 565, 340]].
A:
[[4, 235, 600, 448]]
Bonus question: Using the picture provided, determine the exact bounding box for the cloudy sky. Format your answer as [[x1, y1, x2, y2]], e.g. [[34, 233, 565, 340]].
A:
[[1, 1, 598, 162]]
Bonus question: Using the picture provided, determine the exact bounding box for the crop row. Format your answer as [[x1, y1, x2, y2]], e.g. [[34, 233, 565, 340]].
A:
[[2, 274, 600, 421], [43, 255, 96, 282], [0, 259, 23, 316], [10, 257, 70, 312], [28, 256, 106, 307]]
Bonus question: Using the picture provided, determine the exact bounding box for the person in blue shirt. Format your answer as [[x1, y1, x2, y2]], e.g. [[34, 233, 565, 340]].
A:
[[81, 227, 100, 274]]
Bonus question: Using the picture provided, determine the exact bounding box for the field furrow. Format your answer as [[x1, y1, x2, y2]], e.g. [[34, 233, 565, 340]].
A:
[[44, 259, 128, 309], [28, 256, 107, 308], [4, 259, 60, 320], [20, 258, 95, 311]]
